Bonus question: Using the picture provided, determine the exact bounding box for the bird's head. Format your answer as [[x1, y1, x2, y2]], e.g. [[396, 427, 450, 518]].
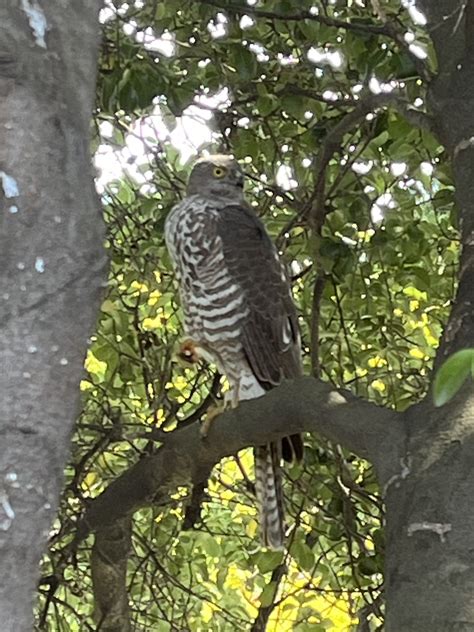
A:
[[186, 154, 245, 200]]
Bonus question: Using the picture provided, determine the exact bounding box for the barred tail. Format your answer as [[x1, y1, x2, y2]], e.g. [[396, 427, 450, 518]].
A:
[[254, 443, 285, 549]]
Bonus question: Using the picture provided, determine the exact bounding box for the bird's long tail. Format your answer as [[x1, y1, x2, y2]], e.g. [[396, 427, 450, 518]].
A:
[[254, 443, 285, 549]]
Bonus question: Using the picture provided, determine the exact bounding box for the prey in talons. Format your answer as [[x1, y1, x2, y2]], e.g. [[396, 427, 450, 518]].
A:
[[176, 338, 200, 365]]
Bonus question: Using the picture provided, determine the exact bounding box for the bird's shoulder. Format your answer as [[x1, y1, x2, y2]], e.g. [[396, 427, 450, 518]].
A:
[[165, 195, 221, 243], [217, 202, 273, 250]]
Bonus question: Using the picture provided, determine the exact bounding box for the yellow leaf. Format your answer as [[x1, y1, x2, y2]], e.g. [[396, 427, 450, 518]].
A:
[[170, 507, 183, 519], [365, 538, 374, 551], [201, 602, 217, 624], [409, 348, 425, 359], [130, 280, 148, 293], [173, 375, 188, 391], [221, 459, 240, 482], [357, 229, 374, 242], [409, 299, 420, 311], [238, 448, 253, 470], [223, 564, 259, 617], [246, 519, 258, 538], [303, 594, 355, 630], [371, 379, 386, 393], [142, 314, 162, 330], [170, 486, 188, 500], [84, 350, 107, 379], [368, 356, 387, 368], [81, 472, 98, 492], [423, 325, 438, 347], [221, 488, 234, 502], [403, 286, 427, 301], [148, 290, 162, 306]]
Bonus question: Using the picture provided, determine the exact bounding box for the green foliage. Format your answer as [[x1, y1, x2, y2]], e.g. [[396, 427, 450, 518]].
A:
[[36, 1, 456, 630], [433, 349, 474, 407]]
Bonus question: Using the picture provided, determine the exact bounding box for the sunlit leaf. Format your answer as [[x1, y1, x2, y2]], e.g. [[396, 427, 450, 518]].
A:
[[433, 349, 474, 407]]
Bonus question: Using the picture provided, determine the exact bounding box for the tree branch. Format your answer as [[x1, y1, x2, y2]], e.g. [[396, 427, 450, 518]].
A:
[[76, 377, 405, 541], [370, 0, 432, 83], [310, 273, 326, 379], [198, 0, 394, 36], [91, 517, 132, 632], [306, 92, 435, 231], [250, 562, 287, 632]]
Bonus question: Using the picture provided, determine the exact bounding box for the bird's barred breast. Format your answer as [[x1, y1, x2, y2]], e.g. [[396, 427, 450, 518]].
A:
[[165, 197, 248, 347]]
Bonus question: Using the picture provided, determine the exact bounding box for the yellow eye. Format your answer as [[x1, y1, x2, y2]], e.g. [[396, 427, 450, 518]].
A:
[[213, 166, 226, 178]]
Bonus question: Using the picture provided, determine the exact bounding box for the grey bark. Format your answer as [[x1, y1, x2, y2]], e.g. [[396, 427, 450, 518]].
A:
[[0, 3, 104, 631], [91, 517, 132, 632]]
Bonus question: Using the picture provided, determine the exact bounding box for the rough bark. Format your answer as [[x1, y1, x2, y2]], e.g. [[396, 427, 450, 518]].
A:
[[0, 3, 104, 630], [91, 518, 132, 632], [385, 386, 474, 632], [383, 2, 474, 630]]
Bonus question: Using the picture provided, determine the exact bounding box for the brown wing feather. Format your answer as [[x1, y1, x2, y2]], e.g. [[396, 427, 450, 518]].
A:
[[217, 204, 302, 385], [217, 204, 303, 465]]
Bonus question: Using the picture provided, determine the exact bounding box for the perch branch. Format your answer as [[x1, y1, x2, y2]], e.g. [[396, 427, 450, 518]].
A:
[[76, 377, 405, 542]]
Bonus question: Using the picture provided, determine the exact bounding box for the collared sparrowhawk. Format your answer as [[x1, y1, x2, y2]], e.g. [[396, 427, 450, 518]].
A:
[[165, 154, 303, 549]]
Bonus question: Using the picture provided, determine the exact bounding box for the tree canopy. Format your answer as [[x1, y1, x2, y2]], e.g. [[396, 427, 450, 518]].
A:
[[33, 1, 463, 630]]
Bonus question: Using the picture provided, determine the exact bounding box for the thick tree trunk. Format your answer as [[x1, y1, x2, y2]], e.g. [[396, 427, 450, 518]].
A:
[[385, 389, 474, 631], [385, 2, 474, 629], [0, 3, 103, 630]]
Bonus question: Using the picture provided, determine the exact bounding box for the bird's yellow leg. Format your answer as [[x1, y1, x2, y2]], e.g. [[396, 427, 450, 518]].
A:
[[200, 381, 240, 438], [200, 402, 224, 438]]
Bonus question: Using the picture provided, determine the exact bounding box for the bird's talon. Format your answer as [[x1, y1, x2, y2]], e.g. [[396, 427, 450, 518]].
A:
[[200, 403, 224, 438]]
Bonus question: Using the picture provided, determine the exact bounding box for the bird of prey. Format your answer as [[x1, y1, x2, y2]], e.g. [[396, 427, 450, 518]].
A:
[[165, 154, 303, 549]]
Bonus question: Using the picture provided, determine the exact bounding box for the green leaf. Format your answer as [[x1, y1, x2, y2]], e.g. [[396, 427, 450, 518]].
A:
[[196, 532, 221, 558], [253, 550, 284, 574], [371, 130, 389, 148], [289, 539, 315, 572], [259, 582, 278, 607], [257, 94, 278, 116], [228, 45, 257, 80], [358, 556, 379, 577], [432, 188, 454, 211], [433, 349, 474, 407]]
